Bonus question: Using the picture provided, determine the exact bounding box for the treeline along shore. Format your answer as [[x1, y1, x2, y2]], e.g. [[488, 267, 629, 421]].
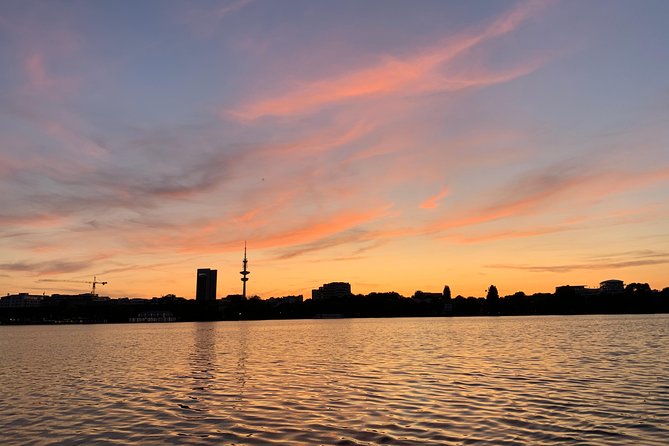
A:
[[2, 282, 669, 325]]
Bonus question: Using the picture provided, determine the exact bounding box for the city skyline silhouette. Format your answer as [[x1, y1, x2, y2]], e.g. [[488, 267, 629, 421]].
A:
[[3, 261, 668, 324]]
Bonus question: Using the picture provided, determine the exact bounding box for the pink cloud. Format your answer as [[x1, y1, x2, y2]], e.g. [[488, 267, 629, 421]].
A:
[[420, 187, 450, 209], [258, 118, 376, 157], [178, 0, 252, 39], [216, 0, 252, 18], [238, 206, 392, 252], [430, 165, 669, 234], [430, 175, 592, 232], [488, 251, 669, 273], [0, 213, 65, 228], [24, 53, 50, 89], [447, 204, 668, 245], [22, 52, 78, 96], [229, 1, 548, 119], [138, 205, 392, 257], [43, 120, 107, 157], [448, 225, 571, 244]]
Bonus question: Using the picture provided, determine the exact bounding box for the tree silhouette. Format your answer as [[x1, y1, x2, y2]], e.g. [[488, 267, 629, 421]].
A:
[[443, 285, 451, 301], [486, 285, 499, 315], [486, 285, 499, 301], [625, 283, 651, 294]]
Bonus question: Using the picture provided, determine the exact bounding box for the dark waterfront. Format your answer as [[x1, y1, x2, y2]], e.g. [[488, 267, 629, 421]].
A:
[[1, 315, 668, 445], [3, 279, 668, 324]]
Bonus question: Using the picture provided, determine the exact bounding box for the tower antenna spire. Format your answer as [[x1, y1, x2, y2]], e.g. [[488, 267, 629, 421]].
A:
[[240, 241, 250, 299]]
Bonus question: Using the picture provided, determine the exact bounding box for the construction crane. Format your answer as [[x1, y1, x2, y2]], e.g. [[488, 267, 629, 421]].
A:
[[89, 276, 108, 296], [37, 276, 108, 296]]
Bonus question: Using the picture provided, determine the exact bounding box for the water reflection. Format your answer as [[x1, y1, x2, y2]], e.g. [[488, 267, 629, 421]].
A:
[[186, 322, 250, 415], [232, 322, 249, 411], [1, 316, 668, 445], [189, 323, 217, 387]]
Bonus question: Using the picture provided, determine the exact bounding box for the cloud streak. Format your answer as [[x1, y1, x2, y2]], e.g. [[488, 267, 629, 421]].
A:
[[489, 255, 669, 273], [0, 259, 95, 275], [165, 205, 393, 256], [448, 225, 572, 244], [230, 1, 548, 119], [420, 187, 450, 209], [429, 162, 669, 234]]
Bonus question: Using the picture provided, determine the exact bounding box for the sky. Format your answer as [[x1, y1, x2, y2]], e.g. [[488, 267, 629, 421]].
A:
[[1, 0, 669, 299]]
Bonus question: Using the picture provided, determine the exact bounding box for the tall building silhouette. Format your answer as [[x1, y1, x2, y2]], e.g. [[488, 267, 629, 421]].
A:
[[240, 242, 250, 299], [196, 268, 217, 302]]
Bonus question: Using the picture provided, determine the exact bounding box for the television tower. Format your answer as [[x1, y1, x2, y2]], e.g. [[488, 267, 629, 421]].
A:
[[240, 241, 250, 299]]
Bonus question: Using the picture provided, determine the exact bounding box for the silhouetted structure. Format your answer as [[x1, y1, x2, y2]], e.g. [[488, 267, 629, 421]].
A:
[[555, 285, 599, 297], [0, 293, 42, 308], [2, 278, 668, 325], [626, 283, 651, 293], [196, 268, 217, 303], [443, 286, 453, 313], [556, 279, 626, 298], [240, 242, 250, 299], [413, 291, 442, 301], [312, 282, 352, 300], [443, 285, 452, 301], [486, 284, 499, 314], [267, 295, 303, 306], [486, 285, 499, 301], [600, 279, 624, 294]]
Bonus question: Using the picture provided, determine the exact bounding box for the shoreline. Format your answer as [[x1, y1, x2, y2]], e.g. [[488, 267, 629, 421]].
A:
[[2, 310, 668, 326]]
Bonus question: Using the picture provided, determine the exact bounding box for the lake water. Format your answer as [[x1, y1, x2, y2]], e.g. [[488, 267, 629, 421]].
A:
[[1, 315, 668, 445]]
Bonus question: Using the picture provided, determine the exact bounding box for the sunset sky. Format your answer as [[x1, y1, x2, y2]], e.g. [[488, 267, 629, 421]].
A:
[[2, 0, 669, 299]]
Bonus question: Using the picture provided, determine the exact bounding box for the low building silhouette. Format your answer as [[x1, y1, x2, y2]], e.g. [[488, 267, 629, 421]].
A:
[[600, 279, 624, 294], [412, 291, 442, 303], [312, 282, 351, 300], [555, 285, 600, 297], [267, 295, 303, 307], [556, 279, 626, 298], [0, 293, 43, 308]]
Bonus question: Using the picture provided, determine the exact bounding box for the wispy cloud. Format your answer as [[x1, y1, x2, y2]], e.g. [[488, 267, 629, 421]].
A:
[[0, 138, 245, 227], [24, 52, 52, 90], [420, 187, 450, 209], [449, 225, 572, 244], [269, 231, 367, 260], [20, 44, 80, 97], [178, 0, 252, 38], [489, 251, 669, 273], [249, 117, 377, 157], [96, 260, 185, 276], [172, 205, 392, 255], [0, 213, 65, 228], [0, 259, 94, 275], [443, 205, 667, 245], [429, 161, 669, 234], [217, 0, 252, 18], [428, 161, 594, 231], [229, 1, 548, 119]]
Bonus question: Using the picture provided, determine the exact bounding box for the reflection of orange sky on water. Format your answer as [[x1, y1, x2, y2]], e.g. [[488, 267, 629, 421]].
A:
[[2, 1, 669, 298]]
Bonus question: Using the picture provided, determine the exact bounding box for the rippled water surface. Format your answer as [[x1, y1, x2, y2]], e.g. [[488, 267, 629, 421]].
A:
[[1, 315, 669, 445]]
